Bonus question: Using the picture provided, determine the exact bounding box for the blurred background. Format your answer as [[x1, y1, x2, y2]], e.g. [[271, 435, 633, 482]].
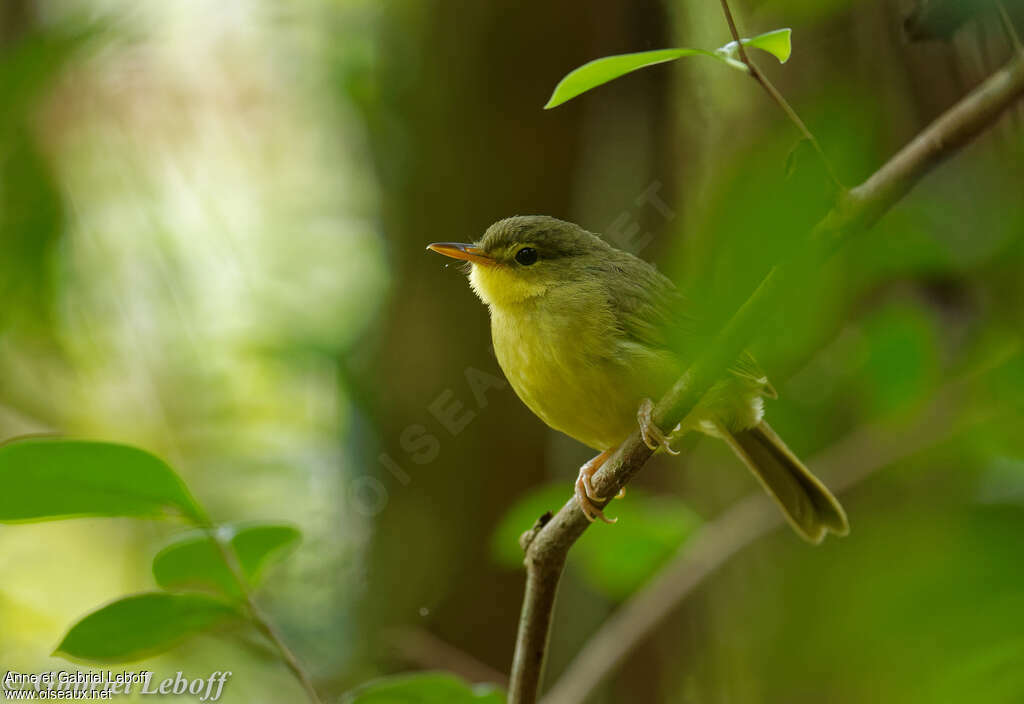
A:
[[1, 0, 1023, 702]]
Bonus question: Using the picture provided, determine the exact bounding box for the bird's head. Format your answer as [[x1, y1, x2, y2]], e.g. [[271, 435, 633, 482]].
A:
[[427, 215, 611, 307]]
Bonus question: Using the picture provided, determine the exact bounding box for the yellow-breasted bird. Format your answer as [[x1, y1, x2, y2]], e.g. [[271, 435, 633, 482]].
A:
[[428, 215, 848, 543]]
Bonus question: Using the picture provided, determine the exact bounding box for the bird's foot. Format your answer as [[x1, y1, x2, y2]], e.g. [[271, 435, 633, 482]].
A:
[[574, 449, 617, 524], [638, 398, 680, 455]]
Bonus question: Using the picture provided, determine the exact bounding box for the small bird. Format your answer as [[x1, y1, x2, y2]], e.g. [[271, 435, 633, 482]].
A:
[[428, 216, 848, 543]]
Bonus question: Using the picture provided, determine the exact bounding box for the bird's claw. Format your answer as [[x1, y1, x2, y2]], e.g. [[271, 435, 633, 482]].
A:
[[638, 398, 680, 455], [574, 450, 617, 524]]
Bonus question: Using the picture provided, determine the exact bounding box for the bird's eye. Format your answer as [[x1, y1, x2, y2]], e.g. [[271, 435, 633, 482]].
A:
[[514, 247, 538, 266]]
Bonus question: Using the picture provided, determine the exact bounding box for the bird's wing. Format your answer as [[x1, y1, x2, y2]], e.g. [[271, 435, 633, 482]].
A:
[[600, 251, 693, 357], [602, 250, 775, 396]]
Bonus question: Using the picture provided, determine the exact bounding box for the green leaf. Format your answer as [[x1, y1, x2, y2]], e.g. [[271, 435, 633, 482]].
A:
[[574, 493, 701, 600], [0, 438, 205, 523], [55, 593, 239, 663], [491, 484, 570, 567], [341, 672, 505, 704], [153, 522, 302, 599], [715, 28, 793, 66], [492, 483, 701, 600], [544, 28, 793, 109], [545, 48, 713, 109]]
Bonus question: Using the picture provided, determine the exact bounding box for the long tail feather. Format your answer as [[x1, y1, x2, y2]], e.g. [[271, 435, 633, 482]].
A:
[[721, 421, 849, 544]]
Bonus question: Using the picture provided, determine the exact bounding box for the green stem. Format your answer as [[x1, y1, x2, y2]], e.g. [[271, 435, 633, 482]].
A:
[[998, 2, 1023, 53], [199, 519, 323, 704], [718, 0, 843, 189]]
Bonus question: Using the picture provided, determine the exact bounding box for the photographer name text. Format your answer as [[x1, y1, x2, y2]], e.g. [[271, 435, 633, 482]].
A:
[[3, 671, 230, 701]]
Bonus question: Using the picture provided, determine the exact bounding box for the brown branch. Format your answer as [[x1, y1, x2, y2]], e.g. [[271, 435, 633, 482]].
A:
[[540, 351, 1015, 704], [507, 50, 1024, 704], [389, 627, 510, 689], [998, 2, 1023, 53]]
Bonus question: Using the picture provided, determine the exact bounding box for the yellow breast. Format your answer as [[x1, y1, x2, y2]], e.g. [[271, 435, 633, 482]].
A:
[[491, 310, 623, 450], [469, 263, 768, 450], [486, 287, 676, 451]]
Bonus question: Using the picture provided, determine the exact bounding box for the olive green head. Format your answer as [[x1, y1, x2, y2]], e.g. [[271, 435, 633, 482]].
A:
[[427, 215, 612, 306]]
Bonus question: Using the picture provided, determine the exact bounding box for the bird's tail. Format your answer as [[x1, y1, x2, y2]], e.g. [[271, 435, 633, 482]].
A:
[[722, 421, 849, 544]]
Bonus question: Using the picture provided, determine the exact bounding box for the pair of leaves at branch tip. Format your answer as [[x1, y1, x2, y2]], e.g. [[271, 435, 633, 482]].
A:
[[153, 522, 302, 599], [341, 672, 505, 704], [544, 28, 792, 109], [492, 484, 702, 600], [55, 592, 241, 664], [0, 437, 204, 524]]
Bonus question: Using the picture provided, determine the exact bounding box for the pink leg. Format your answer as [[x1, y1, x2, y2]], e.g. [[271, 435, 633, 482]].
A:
[[574, 449, 616, 524], [637, 398, 680, 455]]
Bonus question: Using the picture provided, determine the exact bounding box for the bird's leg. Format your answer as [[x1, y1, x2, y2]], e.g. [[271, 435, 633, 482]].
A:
[[638, 398, 680, 455], [578, 449, 613, 501], [575, 449, 617, 524]]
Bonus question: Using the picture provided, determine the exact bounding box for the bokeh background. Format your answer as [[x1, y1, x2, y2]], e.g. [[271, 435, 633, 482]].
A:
[[1, 0, 1023, 702]]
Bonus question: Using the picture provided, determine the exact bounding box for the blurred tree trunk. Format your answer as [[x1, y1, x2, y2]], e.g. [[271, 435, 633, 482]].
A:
[[347, 0, 672, 688], [0, 0, 31, 44]]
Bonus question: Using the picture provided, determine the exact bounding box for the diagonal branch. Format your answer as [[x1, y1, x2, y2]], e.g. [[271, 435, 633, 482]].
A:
[[541, 349, 1017, 704], [507, 49, 1024, 704], [389, 627, 511, 688], [998, 2, 1023, 53]]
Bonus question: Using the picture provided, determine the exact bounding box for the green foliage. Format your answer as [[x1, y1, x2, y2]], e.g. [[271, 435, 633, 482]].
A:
[[712, 504, 1024, 704], [340, 672, 504, 704], [0, 25, 98, 133], [1, 1, 1022, 700], [153, 522, 302, 599], [491, 484, 570, 567], [55, 593, 240, 663], [545, 49, 713, 109], [0, 438, 204, 523], [0, 130, 64, 333], [859, 302, 940, 415], [962, 347, 1024, 461], [493, 483, 701, 600], [573, 494, 701, 599], [0, 436, 308, 671], [716, 28, 793, 65], [544, 29, 792, 108]]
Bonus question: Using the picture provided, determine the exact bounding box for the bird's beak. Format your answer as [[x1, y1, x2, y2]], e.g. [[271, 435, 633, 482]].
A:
[[426, 242, 495, 266]]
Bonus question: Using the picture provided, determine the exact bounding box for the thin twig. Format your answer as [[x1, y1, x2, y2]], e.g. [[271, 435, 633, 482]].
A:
[[998, 2, 1023, 53], [719, 0, 843, 188], [203, 524, 323, 704], [541, 346, 1018, 704], [718, 0, 752, 67], [506, 50, 1024, 704], [389, 627, 510, 688]]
